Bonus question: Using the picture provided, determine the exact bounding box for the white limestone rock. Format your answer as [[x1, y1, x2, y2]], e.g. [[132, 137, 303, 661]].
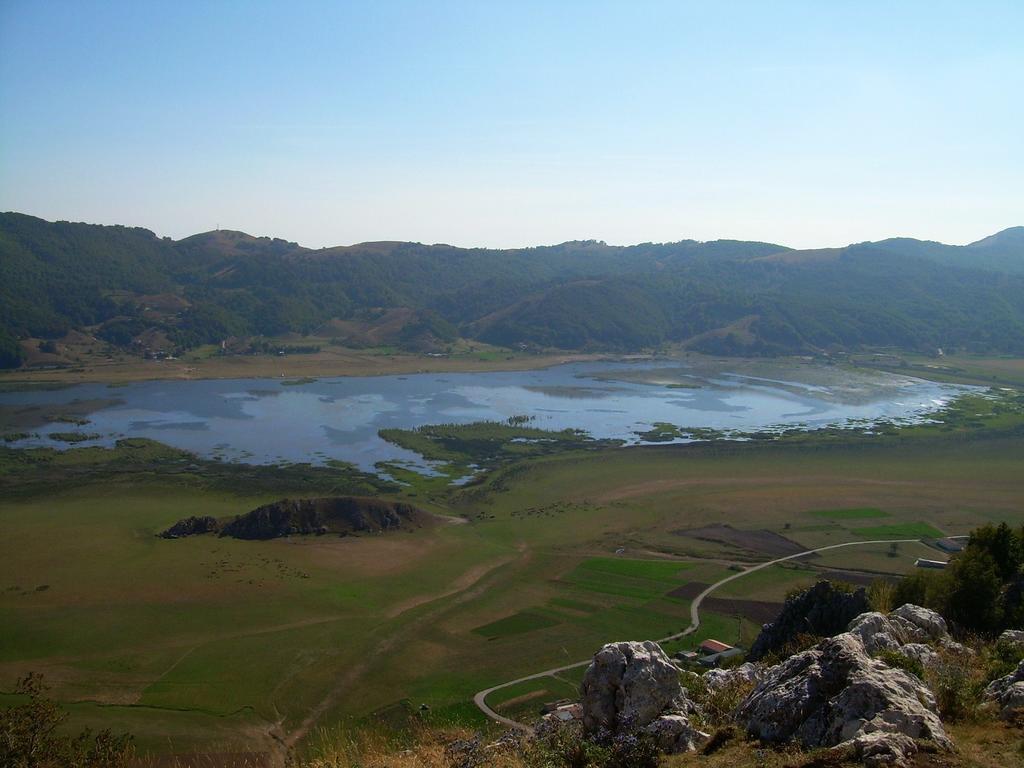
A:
[[846, 607, 944, 656], [643, 714, 710, 753], [852, 727, 919, 767], [734, 631, 951, 764], [579, 640, 700, 743], [702, 662, 762, 692], [890, 604, 948, 641], [896, 643, 938, 670], [984, 659, 1024, 719], [998, 629, 1024, 648]]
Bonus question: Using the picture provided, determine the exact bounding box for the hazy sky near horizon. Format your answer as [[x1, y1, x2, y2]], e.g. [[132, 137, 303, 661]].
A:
[[1, 1, 1022, 250]]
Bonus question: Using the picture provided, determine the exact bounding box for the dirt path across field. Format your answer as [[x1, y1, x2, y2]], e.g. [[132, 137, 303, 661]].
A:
[[272, 546, 530, 764], [385, 553, 519, 618]]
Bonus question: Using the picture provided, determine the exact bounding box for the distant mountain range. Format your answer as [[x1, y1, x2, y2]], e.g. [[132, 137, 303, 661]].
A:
[[1, 212, 1023, 368]]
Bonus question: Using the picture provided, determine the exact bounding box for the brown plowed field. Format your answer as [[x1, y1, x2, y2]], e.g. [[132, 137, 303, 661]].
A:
[[672, 523, 809, 557]]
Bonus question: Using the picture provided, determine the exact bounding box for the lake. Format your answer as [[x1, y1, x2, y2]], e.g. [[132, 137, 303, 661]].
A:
[[0, 360, 972, 472]]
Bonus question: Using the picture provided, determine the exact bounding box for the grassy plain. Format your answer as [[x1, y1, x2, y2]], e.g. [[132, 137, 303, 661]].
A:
[[0, 356, 1022, 763], [808, 507, 889, 520], [4, 428, 1021, 760], [857, 353, 1024, 388]]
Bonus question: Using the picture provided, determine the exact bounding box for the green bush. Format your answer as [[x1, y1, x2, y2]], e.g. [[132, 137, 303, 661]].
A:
[[924, 647, 988, 722], [525, 720, 659, 768], [0, 673, 134, 768], [679, 670, 756, 731], [893, 523, 1024, 637], [0, 327, 24, 369], [875, 649, 924, 679], [867, 579, 896, 613], [983, 636, 1024, 685]]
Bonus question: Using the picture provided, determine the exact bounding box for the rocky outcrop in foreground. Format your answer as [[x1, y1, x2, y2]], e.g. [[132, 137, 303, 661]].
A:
[[735, 605, 954, 767], [570, 598, 1024, 765], [579, 641, 707, 753], [563, 599, 1018, 766], [159, 497, 429, 540], [848, 603, 949, 653], [983, 634, 1024, 724], [748, 580, 870, 661], [701, 661, 763, 692], [846, 602, 970, 670], [998, 628, 1024, 649]]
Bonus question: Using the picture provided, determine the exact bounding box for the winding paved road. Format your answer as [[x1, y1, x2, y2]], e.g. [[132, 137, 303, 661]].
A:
[[473, 537, 930, 731]]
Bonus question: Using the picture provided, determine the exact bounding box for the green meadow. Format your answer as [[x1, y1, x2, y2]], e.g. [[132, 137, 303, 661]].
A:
[[851, 522, 946, 539], [472, 611, 561, 639], [1, 375, 1023, 761], [808, 507, 890, 520]]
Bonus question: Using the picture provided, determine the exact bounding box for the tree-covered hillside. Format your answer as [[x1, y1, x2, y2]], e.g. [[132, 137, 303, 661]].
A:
[[1, 212, 1023, 368], [868, 227, 1024, 275]]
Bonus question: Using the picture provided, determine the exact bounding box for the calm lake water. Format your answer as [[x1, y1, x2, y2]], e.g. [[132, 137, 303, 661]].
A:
[[0, 361, 971, 472]]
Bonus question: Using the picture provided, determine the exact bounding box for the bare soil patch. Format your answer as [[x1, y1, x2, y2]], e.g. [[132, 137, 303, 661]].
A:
[[667, 582, 708, 600], [672, 524, 809, 557], [496, 688, 550, 711]]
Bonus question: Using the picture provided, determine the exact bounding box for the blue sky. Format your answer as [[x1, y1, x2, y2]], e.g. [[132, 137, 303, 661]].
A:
[[1, 1, 1021, 249]]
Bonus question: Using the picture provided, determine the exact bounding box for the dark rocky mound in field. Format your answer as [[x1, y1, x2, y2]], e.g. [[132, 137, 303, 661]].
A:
[[748, 580, 869, 661], [159, 515, 220, 538], [218, 496, 429, 540]]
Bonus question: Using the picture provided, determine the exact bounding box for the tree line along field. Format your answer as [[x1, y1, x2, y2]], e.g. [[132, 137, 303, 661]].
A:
[[0, 331, 604, 387], [2, 416, 1023, 763]]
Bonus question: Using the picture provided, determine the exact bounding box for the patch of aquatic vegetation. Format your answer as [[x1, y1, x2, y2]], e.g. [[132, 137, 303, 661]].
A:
[[49, 415, 91, 425], [523, 385, 616, 398], [634, 388, 1024, 446], [379, 389, 1024, 490], [378, 416, 623, 485], [0, 398, 122, 432], [47, 431, 101, 443], [635, 423, 734, 442], [280, 376, 318, 386], [775, 388, 1024, 443], [373, 460, 456, 500], [0, 437, 395, 498]]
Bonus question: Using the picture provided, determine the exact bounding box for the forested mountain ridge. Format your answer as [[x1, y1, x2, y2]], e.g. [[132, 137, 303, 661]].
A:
[[1, 211, 1023, 368]]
